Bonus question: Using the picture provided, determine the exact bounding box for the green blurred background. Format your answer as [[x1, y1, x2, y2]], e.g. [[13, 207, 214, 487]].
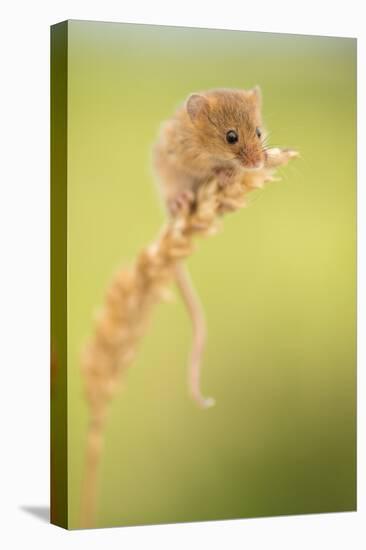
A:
[[67, 21, 356, 528]]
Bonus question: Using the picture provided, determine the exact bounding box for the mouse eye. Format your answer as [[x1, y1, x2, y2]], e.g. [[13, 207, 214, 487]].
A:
[[255, 127, 262, 138], [226, 130, 238, 144]]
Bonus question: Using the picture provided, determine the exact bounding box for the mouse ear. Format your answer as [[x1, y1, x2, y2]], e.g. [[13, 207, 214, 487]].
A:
[[248, 85, 262, 105], [186, 94, 209, 121]]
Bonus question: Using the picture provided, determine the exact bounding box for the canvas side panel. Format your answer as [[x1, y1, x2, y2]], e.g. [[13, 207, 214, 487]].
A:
[[50, 20, 68, 529], [353, 37, 357, 510]]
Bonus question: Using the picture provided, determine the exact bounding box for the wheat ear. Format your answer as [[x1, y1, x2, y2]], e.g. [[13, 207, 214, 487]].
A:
[[79, 147, 298, 528]]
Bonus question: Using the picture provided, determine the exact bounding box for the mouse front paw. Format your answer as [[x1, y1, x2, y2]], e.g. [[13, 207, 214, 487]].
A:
[[168, 190, 195, 217], [213, 166, 236, 188]]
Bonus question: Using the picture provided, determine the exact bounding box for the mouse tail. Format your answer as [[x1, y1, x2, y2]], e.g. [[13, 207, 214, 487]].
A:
[[174, 262, 215, 409]]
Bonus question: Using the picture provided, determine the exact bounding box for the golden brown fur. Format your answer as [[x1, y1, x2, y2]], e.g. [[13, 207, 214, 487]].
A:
[[153, 87, 266, 210]]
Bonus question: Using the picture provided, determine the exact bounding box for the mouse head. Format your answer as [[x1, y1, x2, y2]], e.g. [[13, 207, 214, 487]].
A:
[[186, 87, 265, 170]]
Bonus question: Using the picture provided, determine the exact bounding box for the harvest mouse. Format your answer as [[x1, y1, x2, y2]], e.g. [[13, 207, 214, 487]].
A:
[[152, 87, 268, 408], [153, 87, 266, 215]]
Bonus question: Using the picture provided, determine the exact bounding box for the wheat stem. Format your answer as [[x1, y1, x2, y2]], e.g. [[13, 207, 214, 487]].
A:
[[79, 147, 298, 527]]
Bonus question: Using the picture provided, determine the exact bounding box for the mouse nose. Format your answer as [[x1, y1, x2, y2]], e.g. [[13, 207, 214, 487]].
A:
[[241, 148, 264, 170]]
